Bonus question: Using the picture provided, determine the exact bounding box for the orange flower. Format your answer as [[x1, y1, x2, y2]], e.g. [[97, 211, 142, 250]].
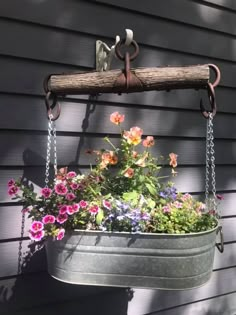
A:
[[124, 168, 134, 178], [123, 126, 143, 146], [143, 136, 155, 147], [110, 112, 125, 125], [100, 151, 118, 169], [108, 151, 118, 165], [169, 153, 178, 168]]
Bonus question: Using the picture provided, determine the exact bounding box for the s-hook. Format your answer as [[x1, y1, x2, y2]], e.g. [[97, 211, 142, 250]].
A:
[[45, 90, 61, 121], [200, 64, 221, 118]]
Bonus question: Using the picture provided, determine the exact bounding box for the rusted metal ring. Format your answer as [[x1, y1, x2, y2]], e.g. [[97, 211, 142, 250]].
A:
[[208, 64, 221, 88], [216, 226, 224, 253], [115, 39, 139, 61], [43, 75, 52, 93], [200, 82, 216, 118], [45, 92, 61, 121]]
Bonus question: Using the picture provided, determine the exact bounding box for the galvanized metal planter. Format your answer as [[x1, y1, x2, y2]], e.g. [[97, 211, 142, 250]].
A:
[[46, 227, 218, 290]]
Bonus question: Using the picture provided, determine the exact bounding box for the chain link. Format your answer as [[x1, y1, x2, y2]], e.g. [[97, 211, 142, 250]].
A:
[[17, 211, 25, 274], [205, 113, 218, 214], [45, 116, 58, 187]]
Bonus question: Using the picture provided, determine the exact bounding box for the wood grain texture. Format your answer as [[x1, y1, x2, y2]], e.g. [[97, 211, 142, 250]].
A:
[[48, 65, 209, 95]]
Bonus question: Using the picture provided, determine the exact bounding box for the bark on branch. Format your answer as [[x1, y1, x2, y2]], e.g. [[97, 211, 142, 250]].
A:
[[47, 65, 209, 95]]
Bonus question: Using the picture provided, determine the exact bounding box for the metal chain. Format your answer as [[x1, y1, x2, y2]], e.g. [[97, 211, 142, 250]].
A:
[[52, 121, 58, 177], [45, 116, 58, 186], [17, 211, 25, 274], [205, 113, 217, 213]]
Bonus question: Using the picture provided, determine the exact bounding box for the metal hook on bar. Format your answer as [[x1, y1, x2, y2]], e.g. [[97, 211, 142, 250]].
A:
[[200, 82, 216, 118], [208, 64, 221, 88], [45, 92, 61, 121]]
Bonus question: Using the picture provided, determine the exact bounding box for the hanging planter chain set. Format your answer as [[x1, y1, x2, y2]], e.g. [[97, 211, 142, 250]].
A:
[[32, 31, 224, 290]]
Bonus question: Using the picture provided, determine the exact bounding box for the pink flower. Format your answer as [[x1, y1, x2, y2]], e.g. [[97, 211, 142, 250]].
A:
[[103, 200, 111, 210], [142, 136, 155, 147], [42, 215, 56, 224], [56, 213, 68, 224], [110, 112, 125, 125], [29, 230, 45, 241], [41, 187, 52, 198], [8, 179, 15, 187], [59, 205, 68, 214], [163, 205, 171, 213], [31, 221, 44, 232], [67, 171, 77, 179], [56, 228, 65, 241], [79, 200, 88, 208], [173, 201, 182, 209], [181, 193, 192, 202], [70, 183, 80, 190], [54, 183, 68, 195], [66, 193, 76, 201], [66, 206, 75, 215], [8, 186, 19, 196], [89, 205, 99, 214], [72, 204, 80, 213]]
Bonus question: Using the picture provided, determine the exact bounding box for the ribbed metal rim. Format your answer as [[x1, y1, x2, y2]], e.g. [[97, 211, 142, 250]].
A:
[[73, 223, 219, 237]]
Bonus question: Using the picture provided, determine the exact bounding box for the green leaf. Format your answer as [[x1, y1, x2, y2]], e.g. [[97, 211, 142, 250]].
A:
[[122, 191, 139, 202], [145, 183, 156, 196], [96, 210, 104, 225]]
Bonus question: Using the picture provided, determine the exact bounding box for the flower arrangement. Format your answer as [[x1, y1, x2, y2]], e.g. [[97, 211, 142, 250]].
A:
[[8, 112, 218, 241]]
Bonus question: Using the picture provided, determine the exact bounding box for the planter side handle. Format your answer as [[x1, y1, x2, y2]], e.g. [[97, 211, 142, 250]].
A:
[[216, 226, 224, 253]]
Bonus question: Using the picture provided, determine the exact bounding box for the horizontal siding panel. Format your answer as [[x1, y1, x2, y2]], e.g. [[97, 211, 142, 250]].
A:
[[0, 206, 30, 239], [129, 268, 236, 315], [1, 134, 236, 166], [0, 272, 109, 314], [1, 1, 236, 62], [5, 274, 236, 315], [0, 99, 235, 139], [0, 21, 235, 90], [138, 291, 236, 315], [202, 0, 236, 10], [97, 0, 236, 36], [0, 166, 234, 202]]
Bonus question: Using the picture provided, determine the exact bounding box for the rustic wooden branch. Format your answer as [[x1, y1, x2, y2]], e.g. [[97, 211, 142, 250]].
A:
[[47, 65, 209, 95]]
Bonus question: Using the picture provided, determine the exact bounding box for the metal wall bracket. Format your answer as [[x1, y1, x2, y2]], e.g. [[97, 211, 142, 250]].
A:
[[96, 29, 133, 72]]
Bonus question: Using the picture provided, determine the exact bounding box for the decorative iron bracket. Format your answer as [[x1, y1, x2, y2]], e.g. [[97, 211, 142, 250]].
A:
[[96, 29, 133, 71]]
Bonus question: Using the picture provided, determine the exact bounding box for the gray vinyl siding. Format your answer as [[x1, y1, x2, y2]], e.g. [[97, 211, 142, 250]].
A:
[[0, 1, 236, 314]]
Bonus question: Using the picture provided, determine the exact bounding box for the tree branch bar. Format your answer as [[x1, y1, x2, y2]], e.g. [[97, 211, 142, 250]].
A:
[[47, 65, 209, 95]]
